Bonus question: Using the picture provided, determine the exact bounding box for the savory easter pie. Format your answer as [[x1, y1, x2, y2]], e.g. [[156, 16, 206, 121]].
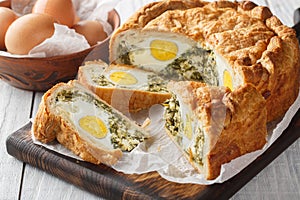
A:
[[78, 60, 171, 113], [32, 80, 148, 166], [164, 81, 267, 180], [109, 0, 300, 122]]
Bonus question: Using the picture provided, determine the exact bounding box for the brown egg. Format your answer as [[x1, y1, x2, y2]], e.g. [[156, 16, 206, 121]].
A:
[[32, 0, 76, 27], [0, 7, 18, 50], [5, 13, 55, 55], [73, 20, 108, 46]]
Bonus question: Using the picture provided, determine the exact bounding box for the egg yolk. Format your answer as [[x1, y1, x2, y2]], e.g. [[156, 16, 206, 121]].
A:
[[79, 116, 108, 138], [109, 71, 137, 85], [150, 39, 178, 61], [223, 70, 233, 91], [184, 114, 193, 140]]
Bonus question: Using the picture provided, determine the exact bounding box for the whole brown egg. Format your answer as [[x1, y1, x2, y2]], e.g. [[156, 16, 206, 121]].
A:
[[5, 13, 55, 55], [73, 20, 108, 46], [32, 0, 77, 27], [0, 7, 18, 50]]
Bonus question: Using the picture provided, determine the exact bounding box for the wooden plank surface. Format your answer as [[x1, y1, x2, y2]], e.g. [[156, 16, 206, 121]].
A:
[[0, 83, 33, 200], [1, 0, 300, 199]]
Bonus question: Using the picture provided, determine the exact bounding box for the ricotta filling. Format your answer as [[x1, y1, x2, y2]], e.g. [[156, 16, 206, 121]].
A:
[[54, 89, 146, 151], [89, 67, 169, 93], [163, 95, 204, 167], [115, 35, 218, 86]]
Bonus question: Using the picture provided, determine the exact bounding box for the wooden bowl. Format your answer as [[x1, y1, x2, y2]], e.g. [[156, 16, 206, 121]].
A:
[[0, 9, 120, 91], [0, 0, 11, 7]]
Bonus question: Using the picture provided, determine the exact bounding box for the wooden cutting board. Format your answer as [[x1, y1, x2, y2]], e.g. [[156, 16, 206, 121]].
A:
[[6, 109, 300, 200]]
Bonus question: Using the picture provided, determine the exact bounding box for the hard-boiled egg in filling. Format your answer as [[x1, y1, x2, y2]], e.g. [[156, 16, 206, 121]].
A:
[[176, 94, 205, 167], [91, 66, 169, 93], [105, 68, 148, 89], [214, 51, 237, 91], [223, 70, 233, 91], [55, 98, 113, 150], [54, 89, 147, 151], [150, 39, 178, 61], [108, 71, 138, 86], [116, 32, 219, 85], [126, 37, 191, 73], [163, 94, 204, 167], [79, 116, 108, 139]]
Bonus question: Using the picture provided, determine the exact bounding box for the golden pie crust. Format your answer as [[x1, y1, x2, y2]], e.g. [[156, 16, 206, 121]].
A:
[[110, 0, 300, 122]]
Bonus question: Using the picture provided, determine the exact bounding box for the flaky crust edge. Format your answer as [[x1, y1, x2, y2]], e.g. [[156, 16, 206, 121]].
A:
[[32, 81, 122, 166]]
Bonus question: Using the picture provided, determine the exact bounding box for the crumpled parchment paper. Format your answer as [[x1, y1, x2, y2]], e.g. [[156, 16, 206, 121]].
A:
[[31, 89, 300, 185]]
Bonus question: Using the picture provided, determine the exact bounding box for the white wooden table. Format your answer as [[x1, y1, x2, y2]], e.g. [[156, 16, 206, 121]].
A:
[[1, 0, 300, 199]]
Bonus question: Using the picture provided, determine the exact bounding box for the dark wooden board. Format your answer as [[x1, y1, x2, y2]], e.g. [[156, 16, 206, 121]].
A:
[[6, 109, 300, 200]]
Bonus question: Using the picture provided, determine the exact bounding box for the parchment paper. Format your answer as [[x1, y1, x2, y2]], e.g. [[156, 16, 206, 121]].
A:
[[31, 89, 300, 185]]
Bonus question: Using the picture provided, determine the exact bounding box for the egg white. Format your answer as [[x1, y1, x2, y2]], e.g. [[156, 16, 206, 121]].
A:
[[104, 67, 151, 90], [214, 51, 239, 90], [56, 99, 114, 150], [128, 37, 191, 73], [175, 93, 199, 152]]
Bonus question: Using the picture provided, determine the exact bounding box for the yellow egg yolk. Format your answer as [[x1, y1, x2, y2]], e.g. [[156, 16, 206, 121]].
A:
[[223, 70, 233, 91], [184, 114, 193, 140], [150, 39, 178, 61], [109, 71, 137, 85], [79, 116, 108, 138]]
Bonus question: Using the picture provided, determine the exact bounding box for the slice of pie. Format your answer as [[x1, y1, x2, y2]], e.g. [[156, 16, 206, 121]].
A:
[[164, 81, 267, 180]]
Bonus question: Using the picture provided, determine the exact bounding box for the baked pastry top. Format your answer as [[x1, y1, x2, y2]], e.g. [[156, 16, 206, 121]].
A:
[[110, 0, 300, 122]]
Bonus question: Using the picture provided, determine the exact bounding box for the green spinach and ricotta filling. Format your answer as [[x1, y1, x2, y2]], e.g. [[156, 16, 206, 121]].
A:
[[55, 89, 146, 151], [163, 95, 183, 145], [163, 94, 205, 166], [91, 72, 169, 93], [116, 43, 218, 86]]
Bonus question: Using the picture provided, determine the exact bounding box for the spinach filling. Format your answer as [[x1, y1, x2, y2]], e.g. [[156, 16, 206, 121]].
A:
[[188, 128, 204, 166], [117, 45, 218, 86], [91, 72, 169, 93], [163, 94, 204, 166], [91, 74, 115, 87], [147, 74, 169, 93], [55, 89, 146, 151], [163, 95, 183, 145], [164, 47, 217, 85]]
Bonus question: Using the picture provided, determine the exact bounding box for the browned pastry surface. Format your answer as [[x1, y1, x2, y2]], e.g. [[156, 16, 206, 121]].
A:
[[110, 0, 300, 122]]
